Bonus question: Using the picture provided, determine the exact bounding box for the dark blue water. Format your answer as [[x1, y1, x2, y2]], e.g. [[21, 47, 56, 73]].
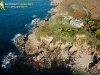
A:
[[0, 0, 52, 54], [0, 1, 74, 75], [0, 0, 54, 74]]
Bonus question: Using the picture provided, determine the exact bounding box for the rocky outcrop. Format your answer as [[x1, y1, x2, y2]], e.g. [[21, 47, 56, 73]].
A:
[[50, 0, 100, 20], [14, 0, 100, 74], [78, 0, 100, 20], [15, 28, 100, 74], [50, 0, 64, 6], [88, 59, 100, 75], [49, 0, 87, 19]]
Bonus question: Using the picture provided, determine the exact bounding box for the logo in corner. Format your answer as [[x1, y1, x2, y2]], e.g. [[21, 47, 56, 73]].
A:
[[0, 0, 5, 10]]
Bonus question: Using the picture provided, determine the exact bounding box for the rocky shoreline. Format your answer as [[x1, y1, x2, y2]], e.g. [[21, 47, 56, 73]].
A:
[[15, 30, 100, 74], [14, 0, 100, 75]]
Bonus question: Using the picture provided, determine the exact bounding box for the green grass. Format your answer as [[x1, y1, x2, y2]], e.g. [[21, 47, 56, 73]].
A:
[[74, 70, 88, 75], [37, 15, 78, 43], [36, 15, 100, 49]]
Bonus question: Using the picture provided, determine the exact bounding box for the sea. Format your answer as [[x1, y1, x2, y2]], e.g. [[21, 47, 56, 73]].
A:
[[0, 0, 52, 54], [0, 0, 73, 75], [0, 0, 55, 75]]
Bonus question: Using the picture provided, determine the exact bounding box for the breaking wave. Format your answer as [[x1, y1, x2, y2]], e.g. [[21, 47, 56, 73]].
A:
[[12, 33, 22, 42], [2, 52, 17, 69]]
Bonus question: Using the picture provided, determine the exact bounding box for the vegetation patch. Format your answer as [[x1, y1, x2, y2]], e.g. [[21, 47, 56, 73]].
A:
[[36, 14, 100, 50], [37, 15, 78, 43]]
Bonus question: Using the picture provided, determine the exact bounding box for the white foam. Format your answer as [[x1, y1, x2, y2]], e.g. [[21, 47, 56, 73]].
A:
[[2, 52, 17, 69], [65, 64, 72, 71], [30, 18, 40, 25], [31, 15, 37, 18], [12, 33, 21, 42]]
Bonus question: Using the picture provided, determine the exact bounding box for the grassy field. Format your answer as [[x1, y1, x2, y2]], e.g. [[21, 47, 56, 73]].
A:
[[36, 15, 100, 49], [37, 15, 76, 43]]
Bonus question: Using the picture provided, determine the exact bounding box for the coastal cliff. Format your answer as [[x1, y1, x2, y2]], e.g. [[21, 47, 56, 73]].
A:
[[15, 0, 100, 75], [15, 27, 100, 74]]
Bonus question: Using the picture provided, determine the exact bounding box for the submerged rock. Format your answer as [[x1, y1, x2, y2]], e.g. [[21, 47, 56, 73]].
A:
[[2, 52, 17, 69]]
